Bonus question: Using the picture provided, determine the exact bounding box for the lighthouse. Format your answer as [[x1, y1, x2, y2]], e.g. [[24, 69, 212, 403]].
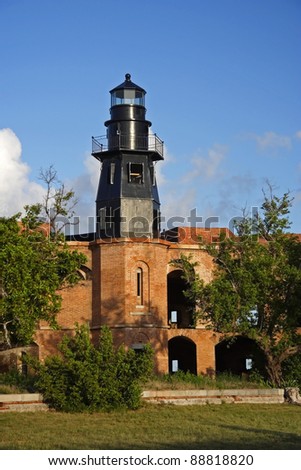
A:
[[92, 74, 164, 239]]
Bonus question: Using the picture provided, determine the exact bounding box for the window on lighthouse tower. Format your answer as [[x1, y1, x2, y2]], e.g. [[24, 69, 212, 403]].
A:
[[128, 163, 144, 183]]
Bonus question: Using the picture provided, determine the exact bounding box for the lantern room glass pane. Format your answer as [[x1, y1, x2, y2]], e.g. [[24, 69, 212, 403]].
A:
[[111, 89, 145, 106]]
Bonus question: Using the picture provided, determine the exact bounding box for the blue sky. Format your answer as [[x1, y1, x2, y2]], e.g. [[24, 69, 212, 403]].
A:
[[1, 0, 301, 233]]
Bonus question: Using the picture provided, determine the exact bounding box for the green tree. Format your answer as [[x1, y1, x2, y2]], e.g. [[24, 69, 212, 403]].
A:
[[0, 215, 86, 349], [0, 166, 86, 348], [37, 165, 78, 239], [32, 324, 153, 412], [173, 188, 301, 386]]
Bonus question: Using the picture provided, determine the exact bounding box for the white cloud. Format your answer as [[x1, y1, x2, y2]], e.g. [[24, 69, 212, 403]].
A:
[[216, 174, 258, 215], [160, 187, 197, 229], [0, 128, 45, 216], [296, 130, 301, 140], [83, 152, 101, 192], [154, 145, 174, 187], [71, 151, 100, 202], [67, 152, 100, 233], [0, 128, 101, 233], [249, 131, 291, 152], [182, 144, 226, 183], [157, 144, 227, 229]]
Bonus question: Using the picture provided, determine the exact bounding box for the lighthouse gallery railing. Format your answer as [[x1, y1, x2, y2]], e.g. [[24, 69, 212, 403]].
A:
[[92, 133, 164, 158]]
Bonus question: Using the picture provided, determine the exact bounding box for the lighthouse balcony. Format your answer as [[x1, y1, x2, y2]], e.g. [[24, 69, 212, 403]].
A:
[[92, 133, 164, 159]]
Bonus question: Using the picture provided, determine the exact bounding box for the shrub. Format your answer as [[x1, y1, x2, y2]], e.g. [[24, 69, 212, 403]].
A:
[[32, 325, 153, 412], [282, 353, 301, 388], [0, 369, 36, 393]]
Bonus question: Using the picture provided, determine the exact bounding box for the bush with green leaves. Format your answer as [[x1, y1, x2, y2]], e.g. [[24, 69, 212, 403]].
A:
[[0, 369, 37, 393], [282, 352, 301, 388], [32, 325, 153, 412], [171, 188, 301, 387]]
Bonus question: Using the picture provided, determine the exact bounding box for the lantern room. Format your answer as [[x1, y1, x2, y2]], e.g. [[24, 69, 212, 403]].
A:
[[110, 73, 146, 107]]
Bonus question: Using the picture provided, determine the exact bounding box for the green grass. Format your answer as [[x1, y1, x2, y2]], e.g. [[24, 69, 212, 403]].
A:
[[0, 384, 23, 394], [1, 403, 300, 450], [145, 371, 270, 390], [0, 370, 272, 395]]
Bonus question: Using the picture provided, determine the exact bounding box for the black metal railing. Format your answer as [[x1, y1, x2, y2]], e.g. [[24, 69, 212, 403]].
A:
[[92, 133, 164, 158]]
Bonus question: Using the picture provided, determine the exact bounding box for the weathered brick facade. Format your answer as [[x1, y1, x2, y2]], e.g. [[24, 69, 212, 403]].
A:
[[34, 228, 227, 375], [36, 75, 226, 376]]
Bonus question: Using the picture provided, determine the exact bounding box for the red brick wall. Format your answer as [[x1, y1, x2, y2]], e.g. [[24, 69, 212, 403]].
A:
[[35, 235, 219, 374]]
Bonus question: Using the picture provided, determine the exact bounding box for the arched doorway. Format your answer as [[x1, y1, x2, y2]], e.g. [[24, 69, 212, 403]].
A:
[[167, 270, 193, 328], [215, 336, 265, 376], [168, 336, 197, 374]]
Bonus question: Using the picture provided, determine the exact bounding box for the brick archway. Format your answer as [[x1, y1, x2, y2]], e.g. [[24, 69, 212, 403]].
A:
[[215, 336, 265, 376], [168, 336, 197, 375], [167, 269, 193, 328]]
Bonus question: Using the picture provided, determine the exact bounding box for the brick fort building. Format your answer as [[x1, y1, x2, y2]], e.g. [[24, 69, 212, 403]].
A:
[[34, 75, 260, 377]]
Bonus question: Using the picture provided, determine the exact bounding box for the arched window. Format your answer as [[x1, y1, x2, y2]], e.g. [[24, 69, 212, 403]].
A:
[[168, 336, 197, 375], [215, 337, 265, 377], [136, 268, 143, 305], [167, 269, 194, 328]]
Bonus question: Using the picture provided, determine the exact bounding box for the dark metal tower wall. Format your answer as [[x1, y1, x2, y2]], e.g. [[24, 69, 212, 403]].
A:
[[92, 74, 163, 239]]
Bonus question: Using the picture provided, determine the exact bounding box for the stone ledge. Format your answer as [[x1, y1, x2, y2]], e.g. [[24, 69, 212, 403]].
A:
[[0, 393, 43, 403], [0, 393, 48, 412], [0, 389, 288, 411], [142, 388, 285, 405]]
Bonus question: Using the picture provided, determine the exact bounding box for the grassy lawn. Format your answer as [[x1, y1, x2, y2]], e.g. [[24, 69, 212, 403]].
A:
[[1, 403, 301, 450]]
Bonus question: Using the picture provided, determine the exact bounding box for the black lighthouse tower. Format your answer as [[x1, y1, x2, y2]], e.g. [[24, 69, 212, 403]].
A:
[[92, 74, 164, 239]]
